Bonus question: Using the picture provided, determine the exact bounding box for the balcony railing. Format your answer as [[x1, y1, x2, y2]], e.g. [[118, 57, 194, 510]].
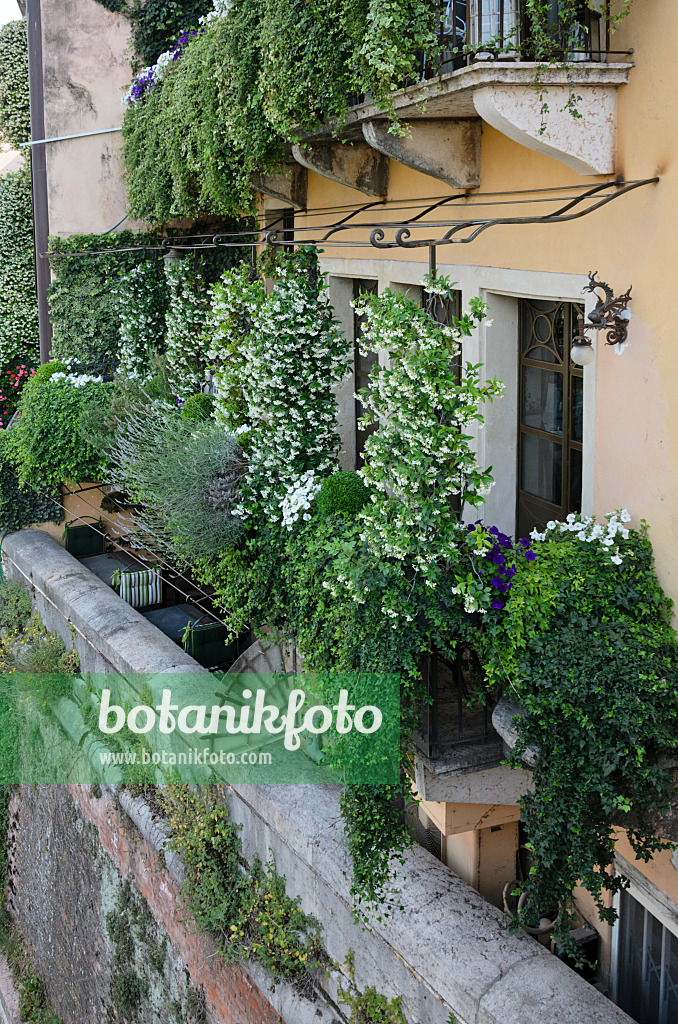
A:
[[417, 0, 627, 80], [414, 645, 499, 760]]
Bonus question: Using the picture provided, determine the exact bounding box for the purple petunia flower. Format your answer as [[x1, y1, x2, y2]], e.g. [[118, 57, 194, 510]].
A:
[[525, 550, 537, 561], [491, 599, 505, 610]]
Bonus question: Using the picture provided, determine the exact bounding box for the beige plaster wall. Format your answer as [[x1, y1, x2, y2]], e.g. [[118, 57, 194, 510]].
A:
[[40, 0, 137, 236]]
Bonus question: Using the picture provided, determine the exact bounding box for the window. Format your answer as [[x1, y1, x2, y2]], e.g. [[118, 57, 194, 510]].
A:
[[517, 298, 583, 537], [353, 279, 378, 469], [614, 887, 678, 1024], [469, 0, 521, 51]]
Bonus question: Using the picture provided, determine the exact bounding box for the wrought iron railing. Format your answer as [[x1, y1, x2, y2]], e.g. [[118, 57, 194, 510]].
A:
[[414, 644, 499, 760], [413, 1, 630, 83]]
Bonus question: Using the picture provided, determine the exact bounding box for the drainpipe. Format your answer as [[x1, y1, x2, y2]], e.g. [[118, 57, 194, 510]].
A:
[[25, 0, 52, 363]]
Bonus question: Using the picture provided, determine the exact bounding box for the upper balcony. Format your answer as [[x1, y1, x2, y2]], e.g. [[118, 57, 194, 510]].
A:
[[274, 1, 633, 204]]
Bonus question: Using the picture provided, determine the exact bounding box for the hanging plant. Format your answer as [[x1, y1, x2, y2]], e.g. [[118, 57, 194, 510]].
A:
[[164, 257, 212, 399], [116, 260, 170, 380], [209, 249, 350, 525]]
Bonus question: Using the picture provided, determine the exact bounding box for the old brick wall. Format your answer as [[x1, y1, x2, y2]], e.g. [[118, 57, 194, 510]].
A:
[[7, 785, 290, 1024]]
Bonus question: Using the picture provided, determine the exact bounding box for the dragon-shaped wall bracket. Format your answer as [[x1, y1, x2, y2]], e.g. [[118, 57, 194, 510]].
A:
[[578, 271, 633, 348]]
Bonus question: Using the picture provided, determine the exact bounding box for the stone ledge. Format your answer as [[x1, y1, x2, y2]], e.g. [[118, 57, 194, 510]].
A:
[[227, 784, 635, 1024], [325, 63, 632, 127], [2, 529, 205, 675]]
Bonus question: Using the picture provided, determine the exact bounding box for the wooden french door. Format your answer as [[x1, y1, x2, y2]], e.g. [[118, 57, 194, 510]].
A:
[[517, 298, 584, 538]]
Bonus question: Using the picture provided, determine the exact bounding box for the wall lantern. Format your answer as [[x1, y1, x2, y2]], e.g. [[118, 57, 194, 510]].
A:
[[570, 272, 633, 366]]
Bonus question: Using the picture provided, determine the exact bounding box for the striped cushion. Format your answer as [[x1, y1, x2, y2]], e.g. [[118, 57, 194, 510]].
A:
[[113, 567, 162, 609]]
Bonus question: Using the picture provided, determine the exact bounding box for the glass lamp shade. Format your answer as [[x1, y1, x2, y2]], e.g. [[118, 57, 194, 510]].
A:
[[570, 341, 595, 366]]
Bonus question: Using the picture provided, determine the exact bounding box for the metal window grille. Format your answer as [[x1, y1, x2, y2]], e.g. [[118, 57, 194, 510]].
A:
[[614, 888, 678, 1024]]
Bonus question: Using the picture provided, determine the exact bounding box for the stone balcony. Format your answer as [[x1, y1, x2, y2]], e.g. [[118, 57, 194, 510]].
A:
[[257, 61, 633, 206]]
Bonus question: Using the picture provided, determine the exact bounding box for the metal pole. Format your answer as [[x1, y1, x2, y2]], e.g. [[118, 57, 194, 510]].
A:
[[26, 0, 52, 363]]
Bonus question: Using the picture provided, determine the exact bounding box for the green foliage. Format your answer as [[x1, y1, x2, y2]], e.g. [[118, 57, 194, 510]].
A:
[[0, 435, 62, 532], [0, 612, 79, 678], [0, 911, 62, 1022], [0, 580, 31, 632], [164, 257, 212, 397], [0, 168, 39, 371], [339, 950, 408, 1024], [109, 405, 244, 560], [116, 259, 169, 380], [32, 361, 67, 384], [258, 0, 355, 137], [181, 392, 214, 422], [106, 880, 159, 1014], [317, 471, 369, 518], [47, 232, 158, 365], [159, 785, 324, 981], [130, 0, 214, 64], [0, 19, 30, 149], [6, 376, 113, 490], [18, 965, 61, 1023], [123, 16, 284, 223], [480, 514, 678, 951], [208, 249, 348, 523], [121, 0, 439, 221], [351, 0, 438, 116]]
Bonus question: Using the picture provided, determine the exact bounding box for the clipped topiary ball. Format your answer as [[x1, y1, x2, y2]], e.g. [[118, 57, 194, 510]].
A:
[[32, 361, 67, 384], [317, 471, 370, 517], [181, 393, 215, 423]]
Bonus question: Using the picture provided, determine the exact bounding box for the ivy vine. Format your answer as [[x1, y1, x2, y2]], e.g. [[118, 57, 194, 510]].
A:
[[0, 18, 30, 149], [0, 168, 39, 374]]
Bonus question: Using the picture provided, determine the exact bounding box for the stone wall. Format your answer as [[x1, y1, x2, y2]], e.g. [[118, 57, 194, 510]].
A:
[[8, 785, 295, 1024]]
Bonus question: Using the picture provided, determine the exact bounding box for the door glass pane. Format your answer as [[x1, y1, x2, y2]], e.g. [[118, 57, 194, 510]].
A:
[[521, 366, 563, 435], [569, 448, 582, 512], [571, 374, 583, 443], [520, 434, 562, 505]]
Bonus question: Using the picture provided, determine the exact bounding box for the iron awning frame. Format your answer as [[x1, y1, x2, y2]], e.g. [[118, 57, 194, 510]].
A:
[[41, 177, 659, 262]]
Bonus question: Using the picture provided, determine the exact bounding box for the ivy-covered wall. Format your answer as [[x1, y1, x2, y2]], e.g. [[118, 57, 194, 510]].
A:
[[0, 19, 30, 149], [120, 0, 439, 223], [0, 167, 39, 372], [0, 18, 38, 378]]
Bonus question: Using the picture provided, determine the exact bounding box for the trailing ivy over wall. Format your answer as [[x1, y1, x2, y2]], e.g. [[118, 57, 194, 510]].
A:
[[94, 0, 214, 65], [121, 0, 441, 222], [121, 0, 633, 223], [480, 512, 678, 954], [0, 19, 30, 149], [48, 230, 251, 367], [0, 168, 39, 373]]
